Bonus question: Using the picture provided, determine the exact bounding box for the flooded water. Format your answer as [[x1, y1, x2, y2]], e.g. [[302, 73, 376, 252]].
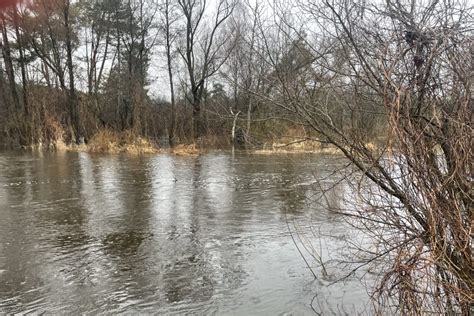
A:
[[0, 151, 370, 314]]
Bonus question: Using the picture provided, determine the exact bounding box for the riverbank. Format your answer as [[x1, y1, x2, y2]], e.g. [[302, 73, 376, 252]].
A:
[[60, 139, 344, 156], [22, 129, 161, 155], [9, 129, 353, 156]]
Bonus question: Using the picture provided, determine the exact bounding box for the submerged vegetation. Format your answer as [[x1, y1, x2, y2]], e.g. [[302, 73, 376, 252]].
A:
[[0, 0, 389, 150], [78, 129, 159, 154], [0, 0, 472, 313]]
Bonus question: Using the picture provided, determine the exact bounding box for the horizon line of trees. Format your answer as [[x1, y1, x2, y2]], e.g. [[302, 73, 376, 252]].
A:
[[0, 0, 327, 148]]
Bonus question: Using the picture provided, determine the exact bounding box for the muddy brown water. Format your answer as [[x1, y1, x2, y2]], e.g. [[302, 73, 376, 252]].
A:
[[0, 151, 370, 314]]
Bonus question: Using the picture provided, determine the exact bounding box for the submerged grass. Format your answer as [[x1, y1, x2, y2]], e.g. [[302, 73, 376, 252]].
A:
[[18, 126, 353, 156], [172, 143, 200, 155], [65, 129, 160, 154], [254, 139, 342, 155]]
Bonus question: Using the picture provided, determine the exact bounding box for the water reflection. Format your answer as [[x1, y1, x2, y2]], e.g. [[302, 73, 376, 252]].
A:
[[0, 151, 369, 314]]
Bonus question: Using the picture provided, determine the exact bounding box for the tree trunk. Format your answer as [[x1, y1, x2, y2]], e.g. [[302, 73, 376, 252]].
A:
[[13, 8, 28, 117], [1, 15, 19, 112], [192, 97, 201, 141], [231, 109, 241, 144], [246, 99, 252, 140], [165, 0, 176, 147], [64, 0, 80, 142]]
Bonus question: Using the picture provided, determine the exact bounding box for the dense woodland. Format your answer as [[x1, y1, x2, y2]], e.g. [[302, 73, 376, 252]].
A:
[[0, 0, 387, 148], [0, 0, 281, 147], [0, 0, 472, 313]]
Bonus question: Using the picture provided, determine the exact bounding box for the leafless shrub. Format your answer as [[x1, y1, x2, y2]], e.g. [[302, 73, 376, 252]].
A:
[[253, 0, 473, 313]]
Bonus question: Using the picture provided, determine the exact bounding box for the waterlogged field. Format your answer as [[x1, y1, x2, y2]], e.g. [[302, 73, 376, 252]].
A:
[[0, 151, 370, 314]]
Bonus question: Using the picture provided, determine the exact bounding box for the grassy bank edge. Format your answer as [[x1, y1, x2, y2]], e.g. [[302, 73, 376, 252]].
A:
[[19, 129, 353, 156]]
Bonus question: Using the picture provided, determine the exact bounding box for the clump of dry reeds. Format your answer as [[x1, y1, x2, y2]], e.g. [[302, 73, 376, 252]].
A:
[[254, 139, 341, 154], [172, 143, 200, 155], [73, 129, 159, 154]]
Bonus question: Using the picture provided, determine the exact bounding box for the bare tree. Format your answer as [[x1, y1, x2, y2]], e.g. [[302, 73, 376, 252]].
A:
[[12, 5, 28, 116], [0, 12, 20, 112], [63, 0, 81, 142], [222, 0, 263, 143], [177, 0, 235, 142], [254, 0, 473, 313], [159, 0, 179, 146], [23, 0, 82, 142]]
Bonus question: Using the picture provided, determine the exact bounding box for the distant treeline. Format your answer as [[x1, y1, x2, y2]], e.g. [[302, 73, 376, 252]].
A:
[[0, 0, 385, 149]]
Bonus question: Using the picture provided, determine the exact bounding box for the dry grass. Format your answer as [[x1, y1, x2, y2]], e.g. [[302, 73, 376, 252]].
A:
[[67, 129, 159, 154], [54, 139, 70, 151], [252, 136, 391, 155], [254, 139, 342, 155], [85, 129, 121, 153], [172, 143, 200, 155]]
